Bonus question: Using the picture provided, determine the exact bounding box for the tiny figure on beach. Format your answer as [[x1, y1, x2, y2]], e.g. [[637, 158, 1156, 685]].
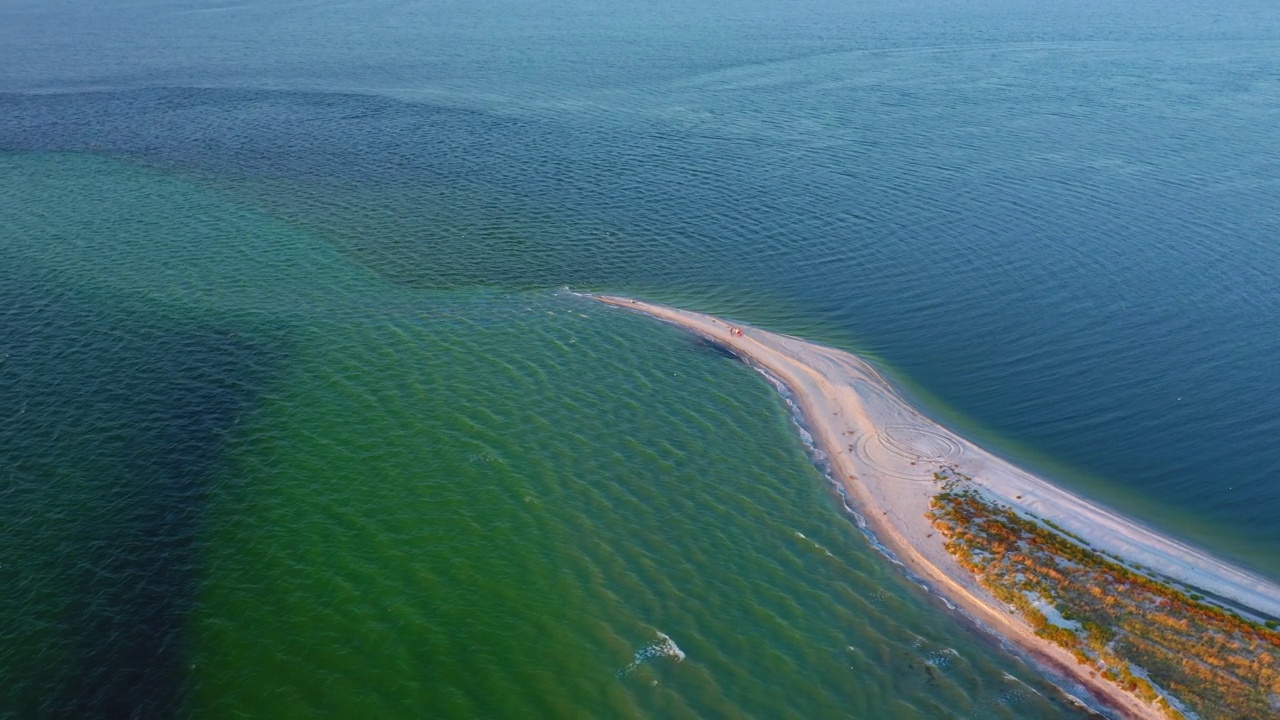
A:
[[728, 327, 743, 337]]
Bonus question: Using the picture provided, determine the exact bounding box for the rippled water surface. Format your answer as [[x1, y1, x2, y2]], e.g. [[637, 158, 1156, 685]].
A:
[[2, 0, 1278, 717]]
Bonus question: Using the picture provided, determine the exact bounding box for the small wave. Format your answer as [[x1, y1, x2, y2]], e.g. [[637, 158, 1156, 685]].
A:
[[976, 685, 1035, 710], [924, 647, 959, 671], [1001, 672, 1043, 696], [616, 631, 686, 678], [795, 530, 836, 558]]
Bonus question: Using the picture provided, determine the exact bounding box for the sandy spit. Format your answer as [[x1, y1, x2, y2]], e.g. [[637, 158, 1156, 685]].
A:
[[596, 295, 1280, 720]]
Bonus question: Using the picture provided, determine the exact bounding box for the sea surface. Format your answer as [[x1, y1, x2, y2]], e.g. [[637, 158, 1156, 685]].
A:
[[2, 0, 1278, 717]]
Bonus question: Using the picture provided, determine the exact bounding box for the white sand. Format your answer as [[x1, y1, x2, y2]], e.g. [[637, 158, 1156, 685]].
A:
[[598, 295, 1280, 720]]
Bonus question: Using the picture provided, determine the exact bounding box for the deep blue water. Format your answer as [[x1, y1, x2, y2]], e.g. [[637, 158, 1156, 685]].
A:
[[2, 0, 1278, 716]]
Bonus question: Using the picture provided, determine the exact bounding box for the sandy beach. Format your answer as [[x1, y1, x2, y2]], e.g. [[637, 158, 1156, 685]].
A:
[[597, 295, 1280, 720]]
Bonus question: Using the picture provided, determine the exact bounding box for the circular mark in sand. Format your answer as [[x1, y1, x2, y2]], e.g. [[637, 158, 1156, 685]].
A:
[[853, 425, 963, 480], [880, 425, 962, 463]]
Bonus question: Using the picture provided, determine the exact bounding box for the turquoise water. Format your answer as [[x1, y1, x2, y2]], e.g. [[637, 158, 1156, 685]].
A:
[[2, 0, 1278, 716]]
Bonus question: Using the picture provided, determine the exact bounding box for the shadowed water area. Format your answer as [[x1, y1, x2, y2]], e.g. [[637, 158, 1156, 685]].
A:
[[2, 0, 1278, 717]]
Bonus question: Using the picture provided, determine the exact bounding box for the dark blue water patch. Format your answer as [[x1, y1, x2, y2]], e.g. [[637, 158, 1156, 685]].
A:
[[0, 274, 283, 718], [692, 335, 745, 363], [0, 86, 822, 292], [0, 87, 501, 184], [0, 88, 653, 289]]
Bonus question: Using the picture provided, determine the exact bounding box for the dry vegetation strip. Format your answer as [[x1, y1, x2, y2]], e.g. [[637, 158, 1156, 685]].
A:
[[927, 472, 1280, 720]]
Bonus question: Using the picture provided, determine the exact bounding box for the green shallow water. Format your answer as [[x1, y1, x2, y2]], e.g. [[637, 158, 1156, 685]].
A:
[[1, 153, 1096, 718]]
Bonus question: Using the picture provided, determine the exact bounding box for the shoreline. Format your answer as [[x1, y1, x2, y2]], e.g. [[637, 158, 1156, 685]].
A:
[[596, 295, 1280, 720]]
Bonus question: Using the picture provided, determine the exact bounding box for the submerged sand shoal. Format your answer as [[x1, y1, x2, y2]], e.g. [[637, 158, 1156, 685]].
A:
[[597, 295, 1280, 720]]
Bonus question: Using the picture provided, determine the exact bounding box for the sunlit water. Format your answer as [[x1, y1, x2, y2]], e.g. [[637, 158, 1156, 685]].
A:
[[2, 0, 1278, 717]]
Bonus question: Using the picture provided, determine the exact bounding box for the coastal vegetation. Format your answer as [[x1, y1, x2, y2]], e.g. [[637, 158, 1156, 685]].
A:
[[927, 471, 1280, 720]]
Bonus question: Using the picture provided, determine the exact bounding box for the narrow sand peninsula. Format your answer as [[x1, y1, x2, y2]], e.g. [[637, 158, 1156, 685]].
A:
[[597, 295, 1280, 720]]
